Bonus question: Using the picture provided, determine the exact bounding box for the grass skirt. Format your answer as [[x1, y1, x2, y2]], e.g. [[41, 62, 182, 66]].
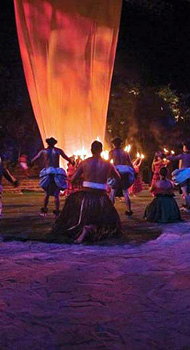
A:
[[39, 167, 67, 196], [52, 189, 121, 242], [144, 194, 181, 223]]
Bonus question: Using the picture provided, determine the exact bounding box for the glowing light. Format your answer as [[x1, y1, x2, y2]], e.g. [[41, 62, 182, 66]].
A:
[[171, 150, 175, 155], [125, 144, 131, 153], [74, 146, 87, 160], [163, 158, 167, 162], [110, 159, 114, 164], [14, 0, 122, 157], [96, 136, 101, 142], [136, 152, 140, 158], [163, 148, 169, 154], [101, 150, 109, 160], [141, 154, 145, 159]]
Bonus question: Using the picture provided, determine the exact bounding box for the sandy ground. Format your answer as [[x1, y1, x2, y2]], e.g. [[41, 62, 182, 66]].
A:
[[0, 191, 190, 350]]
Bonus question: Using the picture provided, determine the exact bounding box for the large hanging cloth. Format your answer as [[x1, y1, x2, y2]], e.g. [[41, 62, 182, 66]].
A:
[[14, 0, 122, 157]]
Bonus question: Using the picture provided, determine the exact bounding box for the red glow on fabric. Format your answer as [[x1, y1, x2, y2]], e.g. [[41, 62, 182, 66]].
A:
[[14, 0, 122, 157]]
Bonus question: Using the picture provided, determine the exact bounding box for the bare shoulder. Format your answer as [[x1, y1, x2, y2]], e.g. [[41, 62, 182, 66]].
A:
[[54, 147, 63, 154], [83, 157, 93, 165]]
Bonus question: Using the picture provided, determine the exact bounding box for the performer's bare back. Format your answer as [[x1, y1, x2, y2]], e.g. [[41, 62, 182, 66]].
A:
[[32, 147, 71, 168], [71, 156, 120, 184]]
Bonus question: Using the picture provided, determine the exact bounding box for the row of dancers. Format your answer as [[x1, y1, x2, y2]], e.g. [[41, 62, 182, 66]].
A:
[[0, 137, 190, 243]]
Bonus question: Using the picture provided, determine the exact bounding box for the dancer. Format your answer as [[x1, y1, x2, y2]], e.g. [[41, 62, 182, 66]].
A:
[[64, 156, 83, 196], [144, 167, 181, 223], [18, 154, 30, 177], [0, 156, 19, 218], [109, 137, 135, 216], [129, 156, 143, 196], [167, 142, 190, 212], [151, 152, 169, 188], [31, 137, 74, 218], [52, 141, 121, 243]]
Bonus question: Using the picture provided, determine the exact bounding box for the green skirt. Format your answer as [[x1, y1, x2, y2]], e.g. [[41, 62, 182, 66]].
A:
[[144, 194, 181, 223]]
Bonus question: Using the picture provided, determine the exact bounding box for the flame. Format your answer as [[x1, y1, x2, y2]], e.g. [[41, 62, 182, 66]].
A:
[[171, 150, 175, 155], [124, 144, 131, 153], [110, 159, 113, 164], [163, 148, 169, 154], [136, 152, 140, 158], [74, 146, 87, 160], [141, 154, 145, 159], [101, 150, 109, 160]]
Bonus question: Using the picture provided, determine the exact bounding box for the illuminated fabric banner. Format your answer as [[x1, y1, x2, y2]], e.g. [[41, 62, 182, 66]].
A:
[[14, 0, 122, 157]]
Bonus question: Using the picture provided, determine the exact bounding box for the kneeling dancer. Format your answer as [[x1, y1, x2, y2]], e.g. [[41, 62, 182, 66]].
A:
[[52, 141, 121, 243], [31, 137, 74, 217], [144, 167, 181, 223]]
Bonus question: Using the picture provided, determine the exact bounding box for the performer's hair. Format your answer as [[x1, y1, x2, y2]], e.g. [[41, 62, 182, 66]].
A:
[[91, 141, 103, 154], [160, 167, 167, 178], [112, 137, 122, 147], [154, 151, 163, 161], [183, 141, 190, 150]]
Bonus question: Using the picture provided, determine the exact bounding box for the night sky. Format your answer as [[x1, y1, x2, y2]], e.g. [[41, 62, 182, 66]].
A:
[[1, 0, 190, 93]]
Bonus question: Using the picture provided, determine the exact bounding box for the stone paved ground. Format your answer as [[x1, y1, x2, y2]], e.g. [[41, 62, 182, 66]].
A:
[[0, 191, 190, 350]]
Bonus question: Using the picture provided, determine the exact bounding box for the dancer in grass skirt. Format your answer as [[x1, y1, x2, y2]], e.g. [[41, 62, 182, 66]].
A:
[[144, 167, 181, 223], [31, 137, 74, 218], [52, 141, 121, 243], [129, 157, 143, 196], [64, 156, 83, 196], [108, 137, 135, 216], [151, 152, 169, 188]]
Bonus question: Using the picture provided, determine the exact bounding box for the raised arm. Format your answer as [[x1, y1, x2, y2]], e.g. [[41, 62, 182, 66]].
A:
[[31, 150, 43, 164], [133, 158, 142, 167], [126, 152, 134, 169], [60, 150, 74, 165], [166, 154, 182, 162]]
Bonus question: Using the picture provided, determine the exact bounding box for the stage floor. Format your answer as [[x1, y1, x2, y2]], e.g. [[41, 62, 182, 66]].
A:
[[0, 191, 190, 349]]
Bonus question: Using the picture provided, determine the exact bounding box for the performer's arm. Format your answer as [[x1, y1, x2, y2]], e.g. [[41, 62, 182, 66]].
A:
[[60, 150, 75, 165], [110, 164, 121, 180], [137, 158, 142, 167], [71, 164, 83, 183], [166, 154, 182, 161], [150, 184, 156, 193], [108, 151, 113, 162], [151, 161, 155, 172], [3, 168, 18, 186], [31, 150, 43, 164], [127, 153, 135, 170]]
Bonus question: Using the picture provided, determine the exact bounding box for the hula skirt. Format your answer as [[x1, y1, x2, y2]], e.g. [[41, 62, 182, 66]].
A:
[[39, 167, 67, 196], [52, 189, 121, 242], [144, 194, 181, 223]]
